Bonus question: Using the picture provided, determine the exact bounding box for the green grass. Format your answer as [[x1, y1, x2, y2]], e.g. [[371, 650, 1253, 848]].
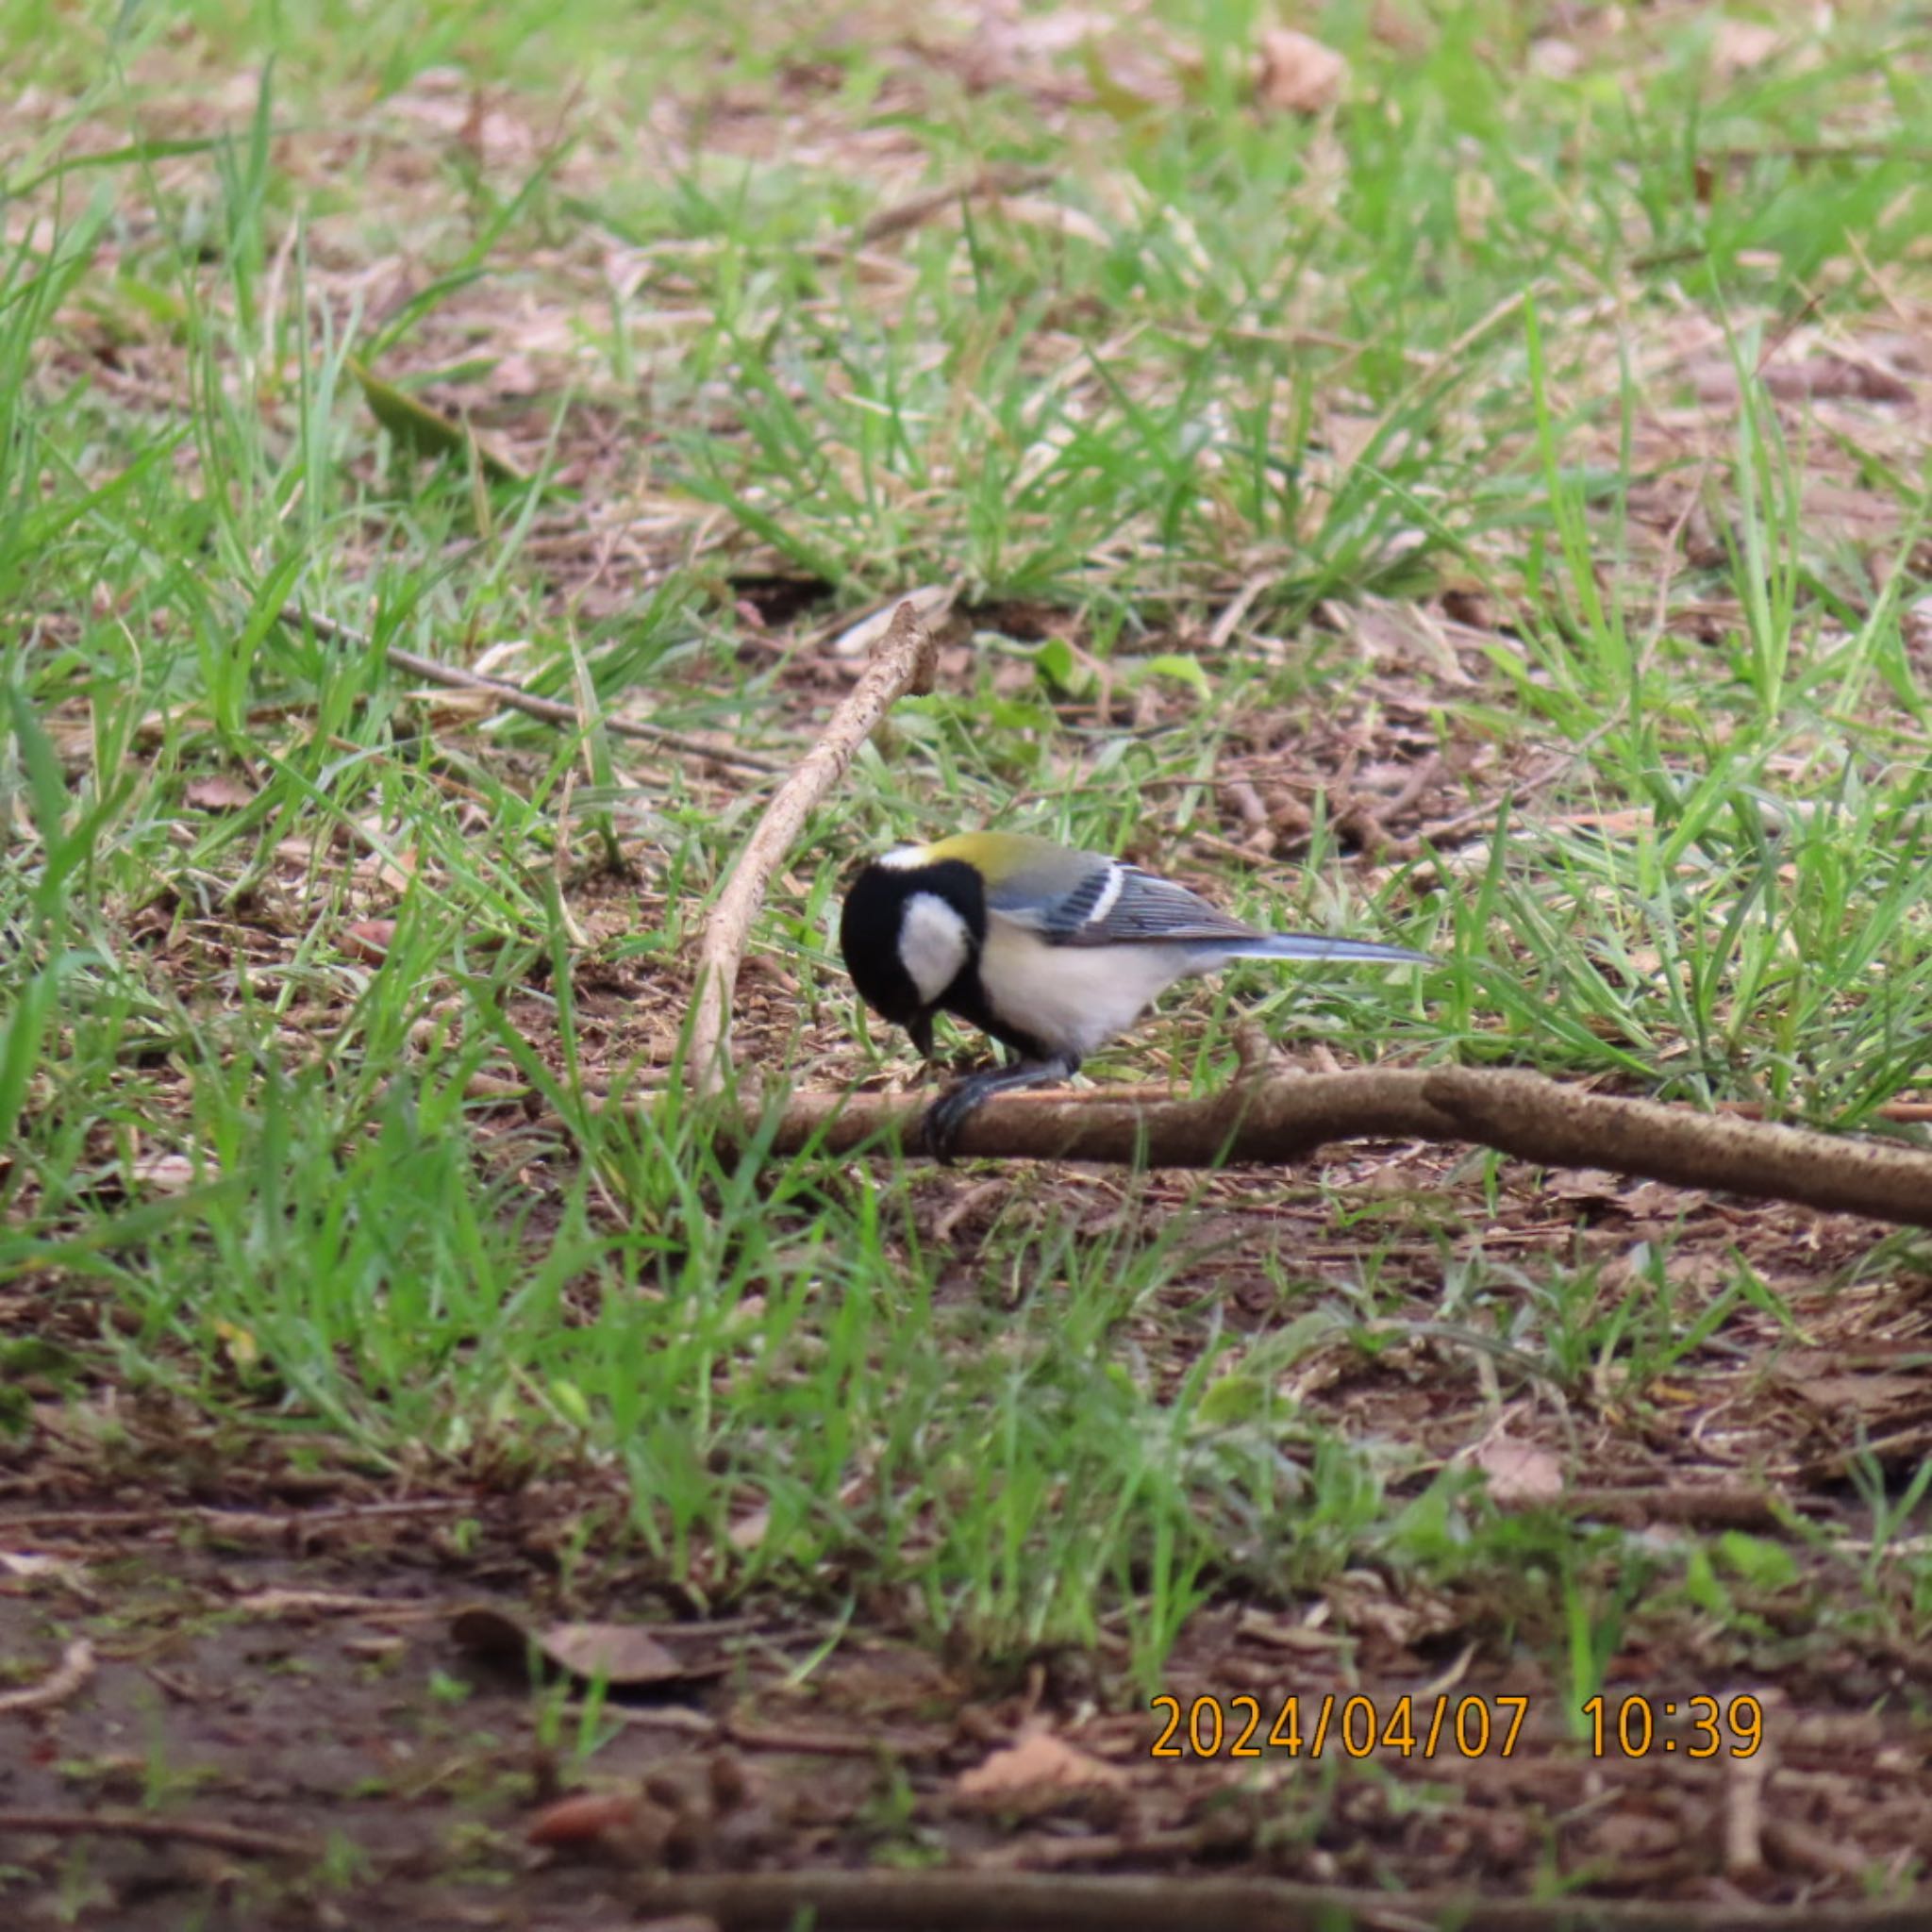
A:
[[6, 0, 1932, 1766]]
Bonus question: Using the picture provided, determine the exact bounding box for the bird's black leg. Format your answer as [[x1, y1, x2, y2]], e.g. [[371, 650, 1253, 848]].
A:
[[922, 1053, 1079, 1163]]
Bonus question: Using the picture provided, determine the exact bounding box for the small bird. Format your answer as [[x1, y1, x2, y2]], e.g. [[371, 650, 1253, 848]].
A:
[[839, 830, 1431, 1158]]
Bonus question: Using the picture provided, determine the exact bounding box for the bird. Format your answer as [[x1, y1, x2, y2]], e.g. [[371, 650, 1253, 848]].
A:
[[838, 830, 1432, 1158]]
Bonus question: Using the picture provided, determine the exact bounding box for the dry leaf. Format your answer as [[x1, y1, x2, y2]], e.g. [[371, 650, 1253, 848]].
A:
[[957, 1726, 1128, 1803], [1712, 19, 1784, 74], [1689, 353, 1914, 406], [542, 1623, 687, 1686], [353, 839, 417, 893], [1774, 1350, 1930, 1423], [525, 1788, 678, 1865], [1547, 1167, 1623, 1204], [450, 1605, 692, 1688], [341, 920, 398, 962], [1474, 1433, 1564, 1505], [527, 1790, 652, 1845], [727, 1505, 771, 1552], [186, 774, 257, 811], [130, 1151, 197, 1194], [1256, 29, 1346, 113]]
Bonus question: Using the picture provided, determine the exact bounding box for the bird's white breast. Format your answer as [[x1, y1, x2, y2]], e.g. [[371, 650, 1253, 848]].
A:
[[977, 918, 1203, 1059], [899, 891, 972, 1004]]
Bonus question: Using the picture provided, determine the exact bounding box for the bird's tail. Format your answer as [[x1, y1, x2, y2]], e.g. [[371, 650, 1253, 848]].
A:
[[1233, 933, 1433, 965]]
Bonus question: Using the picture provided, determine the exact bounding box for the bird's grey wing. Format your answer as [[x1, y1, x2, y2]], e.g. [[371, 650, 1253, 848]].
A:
[[991, 859, 1262, 948]]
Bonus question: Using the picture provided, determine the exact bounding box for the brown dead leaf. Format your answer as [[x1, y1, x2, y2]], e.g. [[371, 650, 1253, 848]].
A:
[[185, 774, 258, 811], [450, 1605, 693, 1688], [1256, 29, 1347, 113], [1474, 1433, 1564, 1506], [527, 1790, 652, 1844], [543, 1624, 690, 1685], [1689, 354, 1914, 407], [956, 1726, 1128, 1805], [726, 1505, 772, 1552], [1712, 19, 1785, 74], [526, 1788, 679, 1865], [1547, 1167, 1623, 1205], [1774, 1350, 1932, 1424], [341, 920, 398, 963], [354, 838, 418, 894]]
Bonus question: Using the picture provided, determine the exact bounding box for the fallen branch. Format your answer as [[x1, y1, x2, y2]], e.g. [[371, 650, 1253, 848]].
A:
[[689, 601, 941, 1096], [1531, 1487, 1799, 1532], [0, 1808, 318, 1861], [756, 1065, 1932, 1227], [633, 1868, 1932, 1932], [1424, 1066, 1932, 1227], [279, 604, 784, 775], [766, 1069, 1450, 1164]]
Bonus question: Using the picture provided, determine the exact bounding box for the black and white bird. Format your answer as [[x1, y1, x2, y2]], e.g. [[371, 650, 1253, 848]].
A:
[[839, 831, 1431, 1157]]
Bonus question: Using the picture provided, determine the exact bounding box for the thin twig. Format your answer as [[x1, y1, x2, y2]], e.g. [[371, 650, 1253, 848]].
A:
[[0, 1498, 474, 1535], [633, 1868, 1932, 1932], [279, 604, 784, 775], [688, 601, 941, 1096], [1724, 1723, 1773, 1878], [748, 1065, 1932, 1227], [0, 1641, 94, 1716], [857, 165, 1057, 246], [0, 1808, 318, 1861], [1716, 1099, 1932, 1124]]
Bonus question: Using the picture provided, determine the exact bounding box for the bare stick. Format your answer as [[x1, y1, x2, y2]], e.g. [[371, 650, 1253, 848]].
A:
[[765, 1070, 1453, 1163], [689, 602, 941, 1096], [632, 1868, 1932, 1932], [751, 1065, 1932, 1227], [0, 1641, 93, 1716], [279, 605, 783, 775], [1531, 1487, 1797, 1531], [1422, 1066, 1932, 1227], [858, 164, 1057, 245], [0, 1808, 318, 1861]]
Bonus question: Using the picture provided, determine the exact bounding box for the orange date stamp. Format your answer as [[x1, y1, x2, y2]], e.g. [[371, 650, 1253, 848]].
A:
[[1150, 1692, 1530, 1760], [1149, 1691, 1767, 1760]]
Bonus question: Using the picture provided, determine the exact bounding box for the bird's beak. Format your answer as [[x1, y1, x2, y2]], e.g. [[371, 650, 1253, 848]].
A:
[[908, 1012, 936, 1060]]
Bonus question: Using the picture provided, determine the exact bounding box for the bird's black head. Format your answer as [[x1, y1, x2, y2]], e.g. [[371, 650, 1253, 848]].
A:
[[839, 855, 986, 1058]]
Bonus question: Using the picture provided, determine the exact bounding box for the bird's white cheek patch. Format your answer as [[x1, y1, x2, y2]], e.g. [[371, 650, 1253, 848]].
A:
[[899, 893, 971, 1004]]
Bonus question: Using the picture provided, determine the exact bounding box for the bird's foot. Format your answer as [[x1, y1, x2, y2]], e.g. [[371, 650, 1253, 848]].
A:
[[920, 1056, 1078, 1163]]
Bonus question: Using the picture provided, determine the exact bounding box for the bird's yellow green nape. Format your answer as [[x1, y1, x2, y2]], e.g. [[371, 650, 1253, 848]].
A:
[[839, 829, 1431, 1161]]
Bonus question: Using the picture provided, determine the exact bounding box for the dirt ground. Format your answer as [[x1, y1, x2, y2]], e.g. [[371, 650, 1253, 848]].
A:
[[8, 1153, 1932, 1929]]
